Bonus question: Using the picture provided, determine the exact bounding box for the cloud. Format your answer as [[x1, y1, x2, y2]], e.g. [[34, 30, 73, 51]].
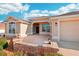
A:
[[23, 3, 79, 19], [0, 3, 30, 15], [11, 3, 30, 11], [41, 10, 49, 14], [49, 3, 78, 15], [49, 3, 79, 15], [58, 4, 77, 14], [0, 20, 3, 22], [0, 8, 10, 15], [23, 10, 49, 19], [0, 3, 79, 19], [30, 10, 40, 13], [23, 13, 49, 19], [49, 10, 60, 15]]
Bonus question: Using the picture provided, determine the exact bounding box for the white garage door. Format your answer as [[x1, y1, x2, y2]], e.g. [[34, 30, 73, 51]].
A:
[[60, 20, 79, 42]]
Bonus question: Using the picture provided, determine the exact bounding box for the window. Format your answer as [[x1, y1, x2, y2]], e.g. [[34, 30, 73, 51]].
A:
[[42, 24, 50, 32], [9, 22, 15, 34]]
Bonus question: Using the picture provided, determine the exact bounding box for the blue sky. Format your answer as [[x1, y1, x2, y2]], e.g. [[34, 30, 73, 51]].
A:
[[0, 3, 79, 21]]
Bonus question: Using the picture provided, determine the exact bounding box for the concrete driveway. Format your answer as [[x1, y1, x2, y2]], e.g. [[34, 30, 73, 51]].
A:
[[59, 40, 79, 50], [58, 40, 79, 56]]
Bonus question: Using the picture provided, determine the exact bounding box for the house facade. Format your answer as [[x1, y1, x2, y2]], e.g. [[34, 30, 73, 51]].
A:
[[50, 12, 79, 42], [5, 16, 51, 38], [2, 11, 79, 42], [5, 16, 30, 37]]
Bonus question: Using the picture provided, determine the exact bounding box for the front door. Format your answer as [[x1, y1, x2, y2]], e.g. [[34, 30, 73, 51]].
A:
[[36, 26, 39, 34], [33, 23, 39, 34]]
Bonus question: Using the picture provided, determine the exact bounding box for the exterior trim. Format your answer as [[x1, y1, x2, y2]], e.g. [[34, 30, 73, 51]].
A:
[[51, 14, 79, 19]]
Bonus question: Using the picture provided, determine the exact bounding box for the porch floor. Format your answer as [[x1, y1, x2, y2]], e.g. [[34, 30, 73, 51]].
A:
[[14, 34, 51, 46]]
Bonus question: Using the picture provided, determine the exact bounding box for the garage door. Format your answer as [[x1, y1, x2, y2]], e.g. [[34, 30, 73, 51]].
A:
[[60, 20, 79, 42]]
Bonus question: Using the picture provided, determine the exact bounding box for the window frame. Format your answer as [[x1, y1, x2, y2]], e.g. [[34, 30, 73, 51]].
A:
[[42, 24, 50, 32], [9, 22, 16, 34]]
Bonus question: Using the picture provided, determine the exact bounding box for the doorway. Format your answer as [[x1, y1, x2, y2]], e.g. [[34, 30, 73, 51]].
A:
[[36, 26, 39, 34], [33, 23, 39, 34]]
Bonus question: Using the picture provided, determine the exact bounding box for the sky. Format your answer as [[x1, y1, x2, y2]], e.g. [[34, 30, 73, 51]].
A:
[[0, 3, 79, 22]]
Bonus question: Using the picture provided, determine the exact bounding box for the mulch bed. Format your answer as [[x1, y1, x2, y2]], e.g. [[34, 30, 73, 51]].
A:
[[13, 43, 59, 56]]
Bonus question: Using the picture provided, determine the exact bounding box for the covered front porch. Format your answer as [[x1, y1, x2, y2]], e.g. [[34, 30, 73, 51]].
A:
[[31, 22, 50, 35]]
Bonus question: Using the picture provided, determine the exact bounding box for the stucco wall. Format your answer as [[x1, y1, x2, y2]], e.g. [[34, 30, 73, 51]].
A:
[[16, 22, 20, 35], [26, 24, 32, 35], [19, 23, 28, 37], [51, 20, 58, 40]]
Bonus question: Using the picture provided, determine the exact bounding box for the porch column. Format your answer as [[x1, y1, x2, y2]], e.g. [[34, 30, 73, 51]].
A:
[[57, 20, 60, 41], [48, 17, 52, 36], [39, 24, 42, 34], [5, 22, 8, 36], [31, 23, 33, 34], [51, 19, 54, 40]]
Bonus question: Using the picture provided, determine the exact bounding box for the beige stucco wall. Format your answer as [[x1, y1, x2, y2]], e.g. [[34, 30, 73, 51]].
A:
[[19, 23, 28, 37], [26, 24, 32, 35], [51, 19, 58, 40], [16, 22, 20, 36]]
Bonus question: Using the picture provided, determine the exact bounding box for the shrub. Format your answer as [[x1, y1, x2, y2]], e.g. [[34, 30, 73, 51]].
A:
[[0, 46, 3, 51], [3, 42, 8, 49], [0, 37, 8, 49], [0, 37, 7, 45], [44, 53, 63, 56], [0, 51, 7, 56]]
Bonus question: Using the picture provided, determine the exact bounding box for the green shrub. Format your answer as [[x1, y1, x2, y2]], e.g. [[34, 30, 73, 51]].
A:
[[0, 51, 7, 56], [44, 53, 63, 56], [3, 42, 8, 49], [0, 37, 8, 49], [0, 46, 3, 51], [0, 37, 7, 45]]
